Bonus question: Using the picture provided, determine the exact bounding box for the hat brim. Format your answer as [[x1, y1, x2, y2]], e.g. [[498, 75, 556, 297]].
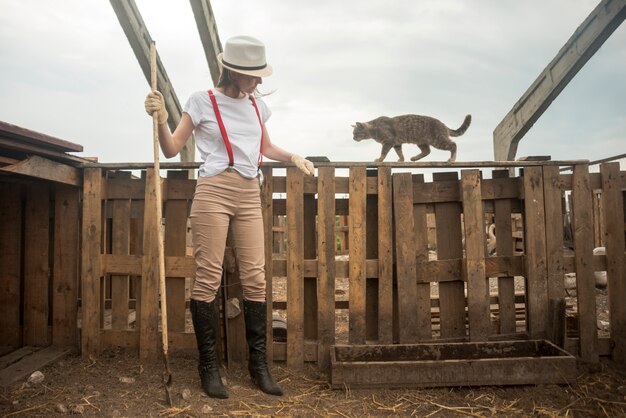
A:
[[218, 53, 273, 77]]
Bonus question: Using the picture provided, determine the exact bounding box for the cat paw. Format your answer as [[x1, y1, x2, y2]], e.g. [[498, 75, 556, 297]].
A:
[[397, 158, 404, 162], [374, 158, 383, 163]]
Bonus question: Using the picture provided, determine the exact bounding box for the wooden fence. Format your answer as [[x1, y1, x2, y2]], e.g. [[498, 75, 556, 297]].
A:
[[79, 161, 626, 368]]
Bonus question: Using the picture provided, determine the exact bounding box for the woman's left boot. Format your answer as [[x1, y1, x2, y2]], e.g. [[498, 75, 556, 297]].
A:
[[243, 300, 284, 396]]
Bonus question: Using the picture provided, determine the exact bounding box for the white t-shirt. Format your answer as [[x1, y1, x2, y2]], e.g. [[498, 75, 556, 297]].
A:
[[183, 89, 271, 178]]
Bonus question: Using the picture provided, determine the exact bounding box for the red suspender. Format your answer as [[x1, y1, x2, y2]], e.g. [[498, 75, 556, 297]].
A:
[[207, 90, 264, 168]]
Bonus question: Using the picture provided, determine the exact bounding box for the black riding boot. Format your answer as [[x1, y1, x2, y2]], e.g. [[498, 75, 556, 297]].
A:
[[190, 299, 229, 399], [243, 300, 284, 396]]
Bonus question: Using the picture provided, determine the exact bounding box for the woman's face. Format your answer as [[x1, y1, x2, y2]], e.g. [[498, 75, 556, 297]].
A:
[[233, 73, 262, 94]]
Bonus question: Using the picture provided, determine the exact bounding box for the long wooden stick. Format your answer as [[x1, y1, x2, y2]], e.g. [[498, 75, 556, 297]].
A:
[[150, 41, 173, 406]]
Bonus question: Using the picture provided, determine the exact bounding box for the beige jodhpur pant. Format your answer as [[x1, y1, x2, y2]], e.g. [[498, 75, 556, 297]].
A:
[[190, 169, 266, 303]]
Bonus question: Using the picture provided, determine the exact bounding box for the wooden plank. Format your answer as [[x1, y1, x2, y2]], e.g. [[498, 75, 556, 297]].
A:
[[492, 170, 516, 335], [572, 164, 598, 363], [522, 166, 548, 339], [0, 155, 81, 186], [412, 174, 433, 340], [23, 182, 50, 346], [348, 166, 367, 344], [365, 172, 379, 342], [600, 162, 626, 363], [377, 167, 394, 343], [261, 167, 274, 364], [393, 172, 418, 343], [286, 167, 304, 367], [81, 168, 102, 358], [433, 172, 466, 338], [52, 185, 80, 347], [111, 197, 131, 331], [303, 190, 318, 341], [0, 183, 22, 348], [0, 346, 72, 387], [0, 346, 40, 370], [316, 167, 336, 369], [164, 171, 188, 333], [139, 169, 160, 361], [461, 170, 490, 341]]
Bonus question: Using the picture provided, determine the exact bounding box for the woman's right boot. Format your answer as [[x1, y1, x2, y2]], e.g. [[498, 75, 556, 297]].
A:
[[190, 299, 229, 399]]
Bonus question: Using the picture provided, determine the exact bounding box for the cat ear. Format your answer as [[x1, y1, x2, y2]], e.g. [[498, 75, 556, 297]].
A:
[[351, 124, 356, 128]]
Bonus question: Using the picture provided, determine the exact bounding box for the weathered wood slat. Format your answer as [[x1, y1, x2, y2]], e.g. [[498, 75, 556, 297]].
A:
[[0, 183, 22, 348], [23, 182, 50, 346], [572, 164, 598, 363], [377, 167, 394, 343], [393, 172, 418, 343], [348, 166, 367, 344], [522, 166, 548, 339], [286, 167, 305, 367], [0, 155, 81, 186], [261, 167, 275, 364], [111, 197, 131, 331], [433, 172, 466, 339], [52, 185, 80, 347], [81, 168, 102, 358], [413, 174, 433, 340], [139, 169, 160, 361], [304, 188, 318, 343], [461, 170, 490, 341], [600, 162, 626, 364], [316, 167, 336, 368]]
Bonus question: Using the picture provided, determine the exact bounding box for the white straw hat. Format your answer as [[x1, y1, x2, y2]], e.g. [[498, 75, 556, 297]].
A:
[[217, 36, 273, 77]]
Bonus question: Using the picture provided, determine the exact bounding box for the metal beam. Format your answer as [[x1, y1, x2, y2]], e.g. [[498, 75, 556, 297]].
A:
[[493, 0, 626, 161], [110, 0, 195, 164], [189, 0, 223, 85]]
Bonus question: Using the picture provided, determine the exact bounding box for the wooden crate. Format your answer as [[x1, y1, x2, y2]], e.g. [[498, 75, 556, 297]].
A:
[[330, 340, 577, 388]]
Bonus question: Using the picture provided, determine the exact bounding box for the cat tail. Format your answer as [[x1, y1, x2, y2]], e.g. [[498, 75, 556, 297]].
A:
[[449, 114, 472, 137]]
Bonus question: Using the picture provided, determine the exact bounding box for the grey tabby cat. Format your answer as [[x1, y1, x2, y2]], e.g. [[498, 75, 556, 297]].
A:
[[352, 114, 471, 162]]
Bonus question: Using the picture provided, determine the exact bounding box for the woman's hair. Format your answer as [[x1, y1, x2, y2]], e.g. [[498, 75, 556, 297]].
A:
[[216, 69, 269, 97]]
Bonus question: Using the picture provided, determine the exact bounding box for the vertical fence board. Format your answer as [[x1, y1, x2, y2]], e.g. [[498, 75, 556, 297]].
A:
[[165, 171, 188, 333], [600, 162, 626, 363], [522, 166, 548, 339], [492, 170, 516, 334], [304, 190, 318, 345], [393, 172, 418, 343], [286, 168, 304, 367], [366, 184, 379, 342], [0, 183, 22, 348], [317, 167, 336, 368], [81, 168, 102, 358], [139, 169, 160, 361], [23, 182, 50, 346], [261, 167, 275, 364], [572, 164, 598, 363], [349, 166, 367, 344], [412, 174, 432, 341], [111, 198, 131, 330], [53, 184, 80, 347], [433, 172, 465, 338], [461, 170, 490, 341], [377, 167, 394, 343]]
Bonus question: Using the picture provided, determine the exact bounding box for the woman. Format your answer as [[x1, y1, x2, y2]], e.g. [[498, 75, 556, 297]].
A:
[[144, 35, 314, 399]]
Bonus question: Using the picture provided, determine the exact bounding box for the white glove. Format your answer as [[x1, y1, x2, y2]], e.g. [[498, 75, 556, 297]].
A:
[[144, 90, 168, 125], [291, 154, 314, 176]]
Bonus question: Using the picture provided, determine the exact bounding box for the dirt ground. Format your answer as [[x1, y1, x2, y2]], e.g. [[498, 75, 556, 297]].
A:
[[2, 348, 626, 418]]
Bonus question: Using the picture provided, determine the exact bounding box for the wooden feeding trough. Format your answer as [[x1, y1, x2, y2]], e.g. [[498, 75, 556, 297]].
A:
[[330, 340, 577, 388]]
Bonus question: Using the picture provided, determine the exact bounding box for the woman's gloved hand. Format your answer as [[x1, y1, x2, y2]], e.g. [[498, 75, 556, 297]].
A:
[[291, 154, 315, 176], [144, 90, 169, 125]]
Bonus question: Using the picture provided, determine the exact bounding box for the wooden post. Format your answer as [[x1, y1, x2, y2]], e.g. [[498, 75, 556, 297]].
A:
[[572, 164, 598, 363], [433, 172, 465, 339], [365, 170, 379, 342], [140, 168, 160, 361], [286, 167, 304, 367], [303, 182, 318, 344], [600, 162, 625, 363], [81, 168, 102, 358], [413, 174, 432, 341], [461, 170, 490, 341], [393, 172, 418, 343], [377, 167, 394, 344], [522, 166, 548, 339], [0, 183, 22, 348], [317, 166, 336, 369], [492, 170, 516, 334], [261, 167, 274, 364], [111, 172, 131, 331], [53, 184, 80, 348], [348, 166, 367, 344]]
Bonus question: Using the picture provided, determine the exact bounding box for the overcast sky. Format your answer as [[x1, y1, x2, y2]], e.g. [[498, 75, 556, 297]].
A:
[[1, 1, 624, 167]]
